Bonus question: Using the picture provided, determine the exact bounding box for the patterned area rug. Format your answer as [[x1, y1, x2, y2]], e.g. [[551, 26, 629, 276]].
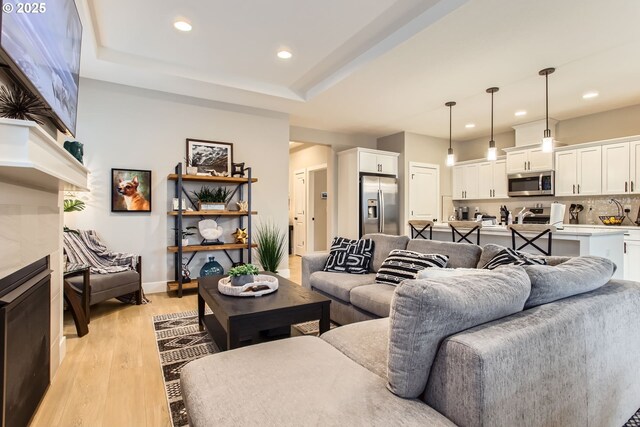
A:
[[153, 310, 335, 427], [153, 311, 640, 427]]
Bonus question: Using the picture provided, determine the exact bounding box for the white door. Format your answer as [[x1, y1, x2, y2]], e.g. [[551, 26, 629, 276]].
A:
[[478, 162, 493, 199], [359, 152, 379, 174], [555, 150, 577, 196], [493, 160, 508, 198], [577, 146, 602, 195], [630, 141, 640, 194], [602, 142, 630, 194], [624, 240, 640, 282], [527, 147, 553, 171], [463, 164, 480, 199], [378, 154, 398, 176], [293, 171, 306, 255], [409, 163, 439, 221], [506, 151, 528, 173], [452, 166, 464, 200]]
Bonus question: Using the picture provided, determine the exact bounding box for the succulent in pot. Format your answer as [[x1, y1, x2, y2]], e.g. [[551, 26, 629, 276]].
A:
[[228, 263, 260, 286], [192, 186, 232, 211], [185, 155, 198, 175]]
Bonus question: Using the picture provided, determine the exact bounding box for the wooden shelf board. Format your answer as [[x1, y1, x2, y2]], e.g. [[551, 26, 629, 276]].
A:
[[167, 243, 257, 253], [167, 174, 257, 184], [167, 280, 199, 291], [167, 210, 257, 216]]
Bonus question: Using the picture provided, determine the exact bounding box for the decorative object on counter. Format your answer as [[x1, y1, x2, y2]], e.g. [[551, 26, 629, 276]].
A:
[[445, 101, 456, 167], [231, 162, 245, 177], [218, 274, 278, 297], [172, 197, 188, 211], [569, 204, 584, 224], [232, 227, 248, 244], [600, 199, 626, 226], [63, 140, 84, 164], [227, 263, 259, 286], [0, 84, 47, 124], [586, 205, 596, 225], [186, 138, 233, 175], [550, 202, 565, 229], [111, 169, 152, 212], [192, 186, 232, 211], [198, 219, 224, 245], [255, 220, 286, 273], [200, 256, 224, 277], [236, 200, 248, 212], [539, 67, 556, 153], [486, 87, 499, 161], [174, 226, 198, 247], [184, 154, 198, 175]]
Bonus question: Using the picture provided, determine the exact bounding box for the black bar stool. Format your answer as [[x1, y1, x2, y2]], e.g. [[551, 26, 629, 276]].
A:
[[449, 221, 482, 244], [408, 220, 433, 240], [507, 224, 556, 256]]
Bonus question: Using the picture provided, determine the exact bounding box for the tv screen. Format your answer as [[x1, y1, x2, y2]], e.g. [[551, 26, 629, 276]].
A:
[[0, 0, 82, 136]]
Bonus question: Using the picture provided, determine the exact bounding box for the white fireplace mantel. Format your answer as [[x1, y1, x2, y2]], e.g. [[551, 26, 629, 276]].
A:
[[0, 118, 89, 191]]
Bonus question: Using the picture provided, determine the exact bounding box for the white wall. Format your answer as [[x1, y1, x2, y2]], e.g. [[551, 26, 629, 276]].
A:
[[67, 78, 290, 292]]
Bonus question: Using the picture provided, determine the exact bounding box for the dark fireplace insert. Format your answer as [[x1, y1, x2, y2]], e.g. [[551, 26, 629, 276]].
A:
[[0, 257, 51, 427]]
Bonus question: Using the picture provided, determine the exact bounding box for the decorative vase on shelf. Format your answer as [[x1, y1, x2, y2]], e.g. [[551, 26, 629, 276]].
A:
[[186, 166, 198, 175], [230, 274, 256, 287], [200, 256, 224, 277], [181, 238, 189, 247]]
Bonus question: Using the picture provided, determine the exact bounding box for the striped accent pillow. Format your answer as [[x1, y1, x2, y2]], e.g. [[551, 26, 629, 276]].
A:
[[323, 237, 375, 274], [375, 249, 448, 286], [482, 248, 547, 270]]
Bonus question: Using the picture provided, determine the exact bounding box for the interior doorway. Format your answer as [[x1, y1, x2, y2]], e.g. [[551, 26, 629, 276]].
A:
[[293, 169, 306, 256], [308, 166, 328, 252], [408, 162, 440, 223]]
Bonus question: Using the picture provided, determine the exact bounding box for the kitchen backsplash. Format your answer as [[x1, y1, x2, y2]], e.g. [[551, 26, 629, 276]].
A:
[[450, 195, 640, 226]]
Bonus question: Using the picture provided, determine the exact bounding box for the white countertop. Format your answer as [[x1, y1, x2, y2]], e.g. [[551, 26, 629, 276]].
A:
[[432, 222, 627, 237]]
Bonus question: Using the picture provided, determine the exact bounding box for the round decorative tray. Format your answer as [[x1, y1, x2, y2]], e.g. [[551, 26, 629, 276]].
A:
[[218, 275, 279, 297]]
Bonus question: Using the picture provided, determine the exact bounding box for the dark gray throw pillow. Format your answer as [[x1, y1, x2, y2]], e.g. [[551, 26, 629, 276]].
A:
[[375, 249, 448, 286], [323, 237, 375, 274], [482, 248, 547, 270], [523, 256, 616, 308]]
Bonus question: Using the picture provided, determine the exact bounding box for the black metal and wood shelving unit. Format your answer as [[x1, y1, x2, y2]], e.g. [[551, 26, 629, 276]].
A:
[[168, 163, 257, 297]]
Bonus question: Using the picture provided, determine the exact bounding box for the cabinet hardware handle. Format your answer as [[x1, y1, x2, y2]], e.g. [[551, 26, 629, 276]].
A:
[[524, 161, 527, 170], [632, 181, 635, 192], [625, 181, 628, 192], [624, 242, 627, 254], [577, 184, 580, 194], [573, 184, 575, 194]]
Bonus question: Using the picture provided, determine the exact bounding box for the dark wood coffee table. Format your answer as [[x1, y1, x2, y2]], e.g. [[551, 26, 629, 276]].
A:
[[198, 273, 331, 351]]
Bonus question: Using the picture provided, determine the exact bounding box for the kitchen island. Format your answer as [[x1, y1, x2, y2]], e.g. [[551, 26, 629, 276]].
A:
[[430, 223, 626, 279]]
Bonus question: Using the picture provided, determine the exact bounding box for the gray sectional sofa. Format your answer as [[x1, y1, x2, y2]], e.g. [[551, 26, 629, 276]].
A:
[[182, 233, 640, 426]]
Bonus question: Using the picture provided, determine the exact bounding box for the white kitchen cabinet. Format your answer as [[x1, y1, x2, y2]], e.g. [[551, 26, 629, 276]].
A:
[[478, 160, 507, 198], [602, 142, 631, 194], [576, 146, 602, 195], [452, 164, 479, 200], [555, 150, 578, 196], [630, 140, 640, 194], [506, 147, 553, 173], [358, 151, 398, 175], [624, 238, 640, 282]]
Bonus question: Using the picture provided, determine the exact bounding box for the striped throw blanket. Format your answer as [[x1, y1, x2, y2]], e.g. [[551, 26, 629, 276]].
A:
[[63, 230, 138, 274]]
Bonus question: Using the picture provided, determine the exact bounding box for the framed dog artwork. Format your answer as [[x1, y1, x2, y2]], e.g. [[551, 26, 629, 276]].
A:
[[186, 139, 233, 176], [111, 168, 152, 212]]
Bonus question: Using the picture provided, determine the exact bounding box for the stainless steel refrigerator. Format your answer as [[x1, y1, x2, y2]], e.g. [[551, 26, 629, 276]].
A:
[[360, 175, 399, 236]]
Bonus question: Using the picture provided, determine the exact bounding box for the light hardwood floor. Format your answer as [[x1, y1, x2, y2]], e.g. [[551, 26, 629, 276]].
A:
[[32, 258, 303, 427]]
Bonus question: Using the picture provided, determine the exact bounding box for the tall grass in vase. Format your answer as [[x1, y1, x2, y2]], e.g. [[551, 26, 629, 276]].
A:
[[255, 221, 286, 273]]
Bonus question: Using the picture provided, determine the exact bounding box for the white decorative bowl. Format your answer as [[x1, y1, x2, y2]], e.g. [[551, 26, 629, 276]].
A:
[[218, 275, 279, 297]]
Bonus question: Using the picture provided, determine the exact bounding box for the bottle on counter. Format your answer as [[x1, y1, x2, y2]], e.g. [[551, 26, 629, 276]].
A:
[[507, 211, 513, 225]]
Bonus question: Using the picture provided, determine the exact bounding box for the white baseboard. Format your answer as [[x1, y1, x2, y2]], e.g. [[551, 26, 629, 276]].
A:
[[59, 335, 66, 362], [143, 280, 169, 294], [277, 269, 291, 279]]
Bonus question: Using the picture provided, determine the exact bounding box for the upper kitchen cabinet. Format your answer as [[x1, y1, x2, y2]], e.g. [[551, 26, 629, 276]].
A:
[[631, 140, 640, 194], [478, 160, 507, 199], [505, 146, 553, 174], [358, 150, 398, 176], [452, 163, 480, 200], [555, 146, 602, 196], [602, 142, 630, 194]]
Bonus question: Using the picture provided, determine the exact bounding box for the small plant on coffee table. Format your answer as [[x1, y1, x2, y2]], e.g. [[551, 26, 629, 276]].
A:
[[228, 263, 260, 286]]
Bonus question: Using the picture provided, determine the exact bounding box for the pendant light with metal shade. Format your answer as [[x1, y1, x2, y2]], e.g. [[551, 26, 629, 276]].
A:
[[445, 101, 456, 167], [486, 87, 499, 161], [539, 67, 555, 153]]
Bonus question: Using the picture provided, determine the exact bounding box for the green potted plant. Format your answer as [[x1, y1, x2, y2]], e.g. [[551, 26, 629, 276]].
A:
[[255, 220, 286, 273], [192, 186, 232, 211], [184, 155, 198, 175], [174, 226, 198, 247], [228, 263, 259, 286]]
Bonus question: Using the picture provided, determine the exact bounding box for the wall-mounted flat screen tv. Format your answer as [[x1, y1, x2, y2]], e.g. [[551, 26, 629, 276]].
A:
[[0, 0, 82, 136]]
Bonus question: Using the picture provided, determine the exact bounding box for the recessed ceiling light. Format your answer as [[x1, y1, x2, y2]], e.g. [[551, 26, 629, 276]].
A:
[[582, 91, 599, 99], [174, 20, 192, 32], [277, 50, 292, 59], [465, 123, 475, 128], [514, 110, 527, 117]]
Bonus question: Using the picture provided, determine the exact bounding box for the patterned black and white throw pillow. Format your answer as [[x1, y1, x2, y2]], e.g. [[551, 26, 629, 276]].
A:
[[482, 248, 547, 270], [323, 237, 375, 274], [375, 249, 449, 286]]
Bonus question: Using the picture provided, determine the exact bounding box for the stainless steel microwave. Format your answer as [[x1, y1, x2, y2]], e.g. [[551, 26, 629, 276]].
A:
[[507, 171, 554, 197]]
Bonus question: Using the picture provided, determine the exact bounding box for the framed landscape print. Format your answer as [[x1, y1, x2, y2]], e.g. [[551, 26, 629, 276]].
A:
[[186, 139, 233, 175], [111, 168, 152, 212]]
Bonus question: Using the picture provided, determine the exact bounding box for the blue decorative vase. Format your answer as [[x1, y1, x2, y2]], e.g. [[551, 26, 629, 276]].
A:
[[200, 256, 224, 277]]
